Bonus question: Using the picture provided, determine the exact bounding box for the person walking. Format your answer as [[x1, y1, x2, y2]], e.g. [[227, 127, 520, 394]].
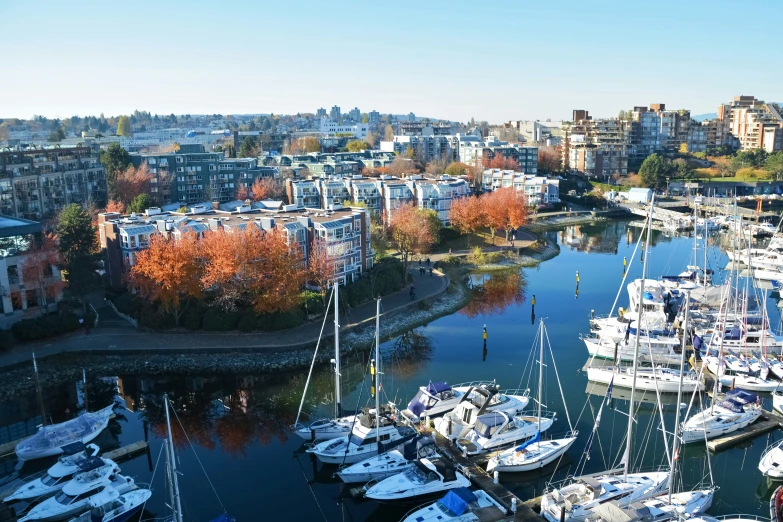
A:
[[429, 267, 433, 277]]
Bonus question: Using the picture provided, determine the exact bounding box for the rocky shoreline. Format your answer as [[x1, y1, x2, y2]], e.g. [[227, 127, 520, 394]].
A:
[[0, 239, 560, 402]]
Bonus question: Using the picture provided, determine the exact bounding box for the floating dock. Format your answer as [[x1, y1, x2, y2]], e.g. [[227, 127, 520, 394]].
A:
[[706, 409, 783, 453], [102, 440, 148, 462]]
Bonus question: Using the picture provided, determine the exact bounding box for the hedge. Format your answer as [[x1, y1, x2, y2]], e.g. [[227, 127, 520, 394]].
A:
[[202, 308, 240, 331], [11, 312, 82, 342]]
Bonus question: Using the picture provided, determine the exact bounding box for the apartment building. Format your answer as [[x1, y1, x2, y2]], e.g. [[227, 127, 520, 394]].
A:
[[98, 205, 373, 288], [379, 134, 458, 163], [628, 104, 706, 159], [459, 137, 538, 174], [318, 119, 368, 139], [718, 96, 783, 152], [562, 114, 629, 180], [407, 176, 470, 225], [0, 215, 64, 328], [481, 169, 560, 207], [0, 147, 107, 220], [131, 144, 279, 206]]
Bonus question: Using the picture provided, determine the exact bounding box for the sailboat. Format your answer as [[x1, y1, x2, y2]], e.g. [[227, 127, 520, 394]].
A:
[[400, 487, 508, 522], [487, 319, 578, 473], [293, 284, 360, 441]]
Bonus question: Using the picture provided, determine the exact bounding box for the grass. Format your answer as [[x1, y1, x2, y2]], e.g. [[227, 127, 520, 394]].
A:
[[431, 229, 518, 254]]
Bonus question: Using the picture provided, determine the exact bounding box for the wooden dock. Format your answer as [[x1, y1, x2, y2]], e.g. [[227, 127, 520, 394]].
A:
[[707, 409, 783, 452], [102, 440, 148, 462]]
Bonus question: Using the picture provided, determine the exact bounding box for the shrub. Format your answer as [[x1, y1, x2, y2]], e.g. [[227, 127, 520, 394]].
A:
[[237, 313, 256, 332], [300, 291, 325, 315], [202, 307, 240, 331], [468, 246, 485, 265], [138, 305, 175, 330], [181, 306, 202, 330], [0, 330, 15, 352], [256, 309, 305, 331], [438, 227, 461, 245], [11, 312, 82, 342]]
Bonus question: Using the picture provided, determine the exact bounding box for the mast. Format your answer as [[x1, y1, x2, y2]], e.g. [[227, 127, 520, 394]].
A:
[[82, 369, 89, 412], [668, 290, 690, 502], [537, 319, 544, 431], [164, 394, 184, 522], [375, 298, 381, 449], [334, 282, 342, 418], [624, 193, 654, 481], [33, 352, 46, 426]]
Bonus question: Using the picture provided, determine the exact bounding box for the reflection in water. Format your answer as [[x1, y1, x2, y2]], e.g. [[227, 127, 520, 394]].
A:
[[386, 330, 435, 380], [461, 270, 526, 318]]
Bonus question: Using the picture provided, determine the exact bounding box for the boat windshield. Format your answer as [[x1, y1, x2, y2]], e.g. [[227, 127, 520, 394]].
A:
[[348, 433, 367, 447], [403, 466, 431, 484], [55, 491, 76, 505], [42, 474, 59, 486]]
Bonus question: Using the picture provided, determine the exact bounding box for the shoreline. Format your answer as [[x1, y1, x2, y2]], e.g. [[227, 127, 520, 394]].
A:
[[0, 238, 561, 402]]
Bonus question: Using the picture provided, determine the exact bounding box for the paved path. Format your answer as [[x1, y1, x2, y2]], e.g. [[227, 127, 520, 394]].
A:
[[0, 266, 450, 368]]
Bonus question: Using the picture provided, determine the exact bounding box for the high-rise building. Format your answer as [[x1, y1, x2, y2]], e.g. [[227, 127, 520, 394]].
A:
[[628, 104, 706, 158], [719, 96, 783, 152], [316, 107, 327, 118], [562, 115, 629, 179], [347, 107, 361, 121], [330, 105, 341, 121], [368, 111, 381, 124]]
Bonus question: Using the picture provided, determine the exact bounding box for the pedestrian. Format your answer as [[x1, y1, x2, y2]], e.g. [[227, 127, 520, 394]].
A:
[[448, 248, 452, 255], [429, 267, 433, 277], [426, 257, 430, 267]]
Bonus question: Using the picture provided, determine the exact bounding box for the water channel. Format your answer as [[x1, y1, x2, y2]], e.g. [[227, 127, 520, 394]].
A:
[[2, 220, 781, 521]]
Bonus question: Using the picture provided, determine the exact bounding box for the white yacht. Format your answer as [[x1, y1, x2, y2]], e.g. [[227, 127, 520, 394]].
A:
[[487, 434, 578, 473], [307, 409, 417, 465], [592, 489, 714, 522], [400, 488, 508, 522], [455, 411, 554, 456], [4, 453, 112, 503], [586, 365, 703, 394], [433, 384, 528, 441], [540, 472, 670, 522], [293, 415, 359, 441], [19, 474, 136, 522], [364, 458, 470, 503], [705, 356, 780, 392], [16, 405, 115, 461], [774, 389, 783, 415], [680, 389, 762, 444], [759, 439, 783, 479], [67, 488, 152, 522], [336, 435, 438, 483], [583, 336, 681, 363], [401, 382, 482, 424]]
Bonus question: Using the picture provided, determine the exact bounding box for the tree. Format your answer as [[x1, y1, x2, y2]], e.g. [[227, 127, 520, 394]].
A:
[[177, 205, 189, 213], [99, 143, 133, 193], [116, 116, 133, 137], [47, 125, 65, 142], [537, 146, 562, 173], [732, 148, 768, 171], [104, 200, 126, 214], [387, 202, 436, 284], [370, 221, 389, 257], [56, 204, 102, 315], [449, 196, 486, 248], [485, 153, 519, 171], [346, 140, 370, 152], [239, 136, 257, 158], [21, 233, 63, 314], [126, 193, 153, 214], [425, 157, 449, 175], [130, 233, 202, 327], [386, 157, 416, 177], [480, 188, 527, 242], [678, 143, 689, 155], [252, 177, 283, 201], [288, 137, 321, 154], [365, 131, 377, 148], [236, 185, 250, 201], [673, 158, 694, 179], [384, 125, 394, 141], [113, 164, 152, 204], [0, 124, 10, 142], [444, 162, 470, 177], [307, 237, 335, 306], [765, 151, 783, 181], [638, 153, 672, 189]]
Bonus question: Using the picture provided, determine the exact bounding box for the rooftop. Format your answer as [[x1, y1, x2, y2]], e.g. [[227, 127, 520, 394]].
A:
[[0, 215, 42, 238]]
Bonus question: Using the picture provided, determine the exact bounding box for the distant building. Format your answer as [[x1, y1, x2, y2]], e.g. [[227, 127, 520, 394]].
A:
[[562, 116, 628, 180], [628, 104, 706, 158], [347, 107, 361, 122], [407, 112, 416, 122], [718, 95, 783, 152], [316, 108, 327, 118], [481, 169, 560, 207], [318, 120, 368, 139], [368, 111, 381, 125], [330, 106, 341, 122], [459, 137, 538, 174]]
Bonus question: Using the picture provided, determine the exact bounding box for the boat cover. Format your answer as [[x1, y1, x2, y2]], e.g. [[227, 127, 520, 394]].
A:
[[719, 398, 747, 413], [60, 442, 87, 456], [408, 393, 427, 417], [209, 516, 236, 522], [431, 459, 457, 482], [474, 412, 507, 438], [401, 436, 435, 460], [725, 327, 742, 340], [725, 388, 758, 404], [514, 430, 541, 452], [78, 456, 107, 473], [426, 382, 451, 395], [439, 488, 476, 516]]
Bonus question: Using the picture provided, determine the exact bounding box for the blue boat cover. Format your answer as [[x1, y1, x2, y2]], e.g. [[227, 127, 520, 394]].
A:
[[78, 456, 106, 472], [408, 398, 426, 417], [725, 388, 758, 404], [426, 381, 451, 395], [514, 430, 541, 452], [209, 515, 236, 522], [440, 488, 476, 515], [693, 335, 703, 351], [719, 398, 746, 413], [725, 327, 741, 340]]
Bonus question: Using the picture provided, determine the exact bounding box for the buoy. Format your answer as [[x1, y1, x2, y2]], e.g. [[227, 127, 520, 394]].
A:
[[483, 324, 488, 340], [623, 256, 627, 268], [532, 295, 536, 306], [511, 498, 517, 513], [576, 271, 580, 283]]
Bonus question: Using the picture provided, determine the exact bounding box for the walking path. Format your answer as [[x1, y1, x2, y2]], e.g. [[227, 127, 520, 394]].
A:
[[0, 265, 450, 368]]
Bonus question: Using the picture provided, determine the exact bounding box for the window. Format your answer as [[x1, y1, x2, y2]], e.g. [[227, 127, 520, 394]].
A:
[[176, 167, 184, 173], [209, 165, 216, 171]]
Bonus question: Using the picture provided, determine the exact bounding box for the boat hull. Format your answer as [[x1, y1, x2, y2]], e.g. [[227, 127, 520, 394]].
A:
[[487, 437, 576, 473], [586, 368, 703, 393]]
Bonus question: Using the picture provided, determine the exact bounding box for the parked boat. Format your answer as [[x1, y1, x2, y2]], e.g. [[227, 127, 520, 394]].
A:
[[400, 488, 507, 522], [456, 410, 553, 456], [66, 488, 151, 522], [401, 381, 486, 425], [433, 384, 529, 441], [591, 489, 714, 522], [586, 365, 703, 394], [16, 405, 115, 462], [759, 440, 783, 480], [680, 388, 762, 444], [336, 435, 438, 483], [364, 458, 470, 503]]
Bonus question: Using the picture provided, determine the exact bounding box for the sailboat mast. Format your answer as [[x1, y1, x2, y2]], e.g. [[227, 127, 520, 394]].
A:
[[334, 282, 342, 418], [33, 352, 46, 426], [624, 195, 654, 481], [82, 369, 88, 412], [668, 290, 690, 503], [375, 298, 381, 448], [164, 394, 184, 522], [538, 319, 544, 428]]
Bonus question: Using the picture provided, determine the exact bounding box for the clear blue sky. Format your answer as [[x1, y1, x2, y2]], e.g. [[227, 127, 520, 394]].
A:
[[1, 0, 780, 123]]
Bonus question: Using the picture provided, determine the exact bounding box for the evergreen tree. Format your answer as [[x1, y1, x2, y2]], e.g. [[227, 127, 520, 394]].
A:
[[56, 204, 102, 315]]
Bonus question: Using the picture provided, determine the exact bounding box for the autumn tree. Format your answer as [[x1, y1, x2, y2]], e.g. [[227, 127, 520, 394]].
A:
[[104, 200, 126, 214], [127, 193, 153, 214], [21, 233, 63, 314], [239, 137, 258, 158], [484, 153, 519, 171], [425, 156, 449, 175], [444, 162, 470, 177], [236, 184, 250, 201], [346, 140, 370, 152], [537, 146, 562, 173], [449, 195, 486, 248], [384, 124, 394, 141], [113, 164, 152, 204], [116, 116, 132, 137], [288, 136, 321, 154], [200, 227, 305, 313], [99, 143, 132, 193], [252, 177, 283, 201], [387, 157, 416, 177], [307, 237, 335, 306], [129, 233, 202, 327], [56, 204, 102, 315], [387, 202, 437, 284]]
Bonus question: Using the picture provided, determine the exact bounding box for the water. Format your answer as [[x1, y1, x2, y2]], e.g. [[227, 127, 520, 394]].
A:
[[1, 220, 781, 522]]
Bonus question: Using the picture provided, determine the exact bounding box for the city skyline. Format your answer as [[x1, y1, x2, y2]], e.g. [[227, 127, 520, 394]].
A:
[[1, 0, 781, 122]]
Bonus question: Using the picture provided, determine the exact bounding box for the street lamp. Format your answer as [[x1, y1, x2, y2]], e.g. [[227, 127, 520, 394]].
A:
[[666, 176, 670, 197]]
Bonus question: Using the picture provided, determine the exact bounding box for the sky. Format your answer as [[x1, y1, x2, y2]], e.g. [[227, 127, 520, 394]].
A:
[[1, 0, 781, 123]]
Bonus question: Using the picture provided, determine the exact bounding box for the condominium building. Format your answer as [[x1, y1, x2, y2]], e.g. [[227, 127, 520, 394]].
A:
[[131, 144, 279, 205], [0, 215, 64, 328], [481, 169, 560, 207], [562, 114, 629, 180], [628, 104, 706, 158], [407, 176, 470, 225], [718, 95, 783, 152], [379, 134, 458, 163], [98, 205, 373, 288], [330, 106, 341, 121], [318, 119, 368, 139], [459, 137, 538, 174], [0, 147, 107, 220]]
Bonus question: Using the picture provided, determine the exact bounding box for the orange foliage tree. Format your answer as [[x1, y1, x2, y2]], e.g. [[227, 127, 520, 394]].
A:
[[538, 146, 562, 173], [113, 164, 152, 205], [129, 232, 202, 326], [481, 188, 528, 243], [104, 200, 126, 214], [387, 202, 437, 284], [484, 153, 519, 171], [235, 184, 249, 201], [307, 237, 336, 305], [200, 227, 305, 313], [21, 232, 63, 312], [251, 177, 283, 201], [449, 196, 485, 248]]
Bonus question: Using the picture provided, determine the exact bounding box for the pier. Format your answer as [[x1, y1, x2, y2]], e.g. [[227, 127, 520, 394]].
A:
[[706, 409, 783, 453]]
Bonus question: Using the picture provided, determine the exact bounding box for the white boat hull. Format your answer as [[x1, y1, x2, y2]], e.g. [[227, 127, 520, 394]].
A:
[[487, 437, 577, 473], [586, 367, 703, 393], [16, 406, 114, 462], [759, 441, 783, 479]]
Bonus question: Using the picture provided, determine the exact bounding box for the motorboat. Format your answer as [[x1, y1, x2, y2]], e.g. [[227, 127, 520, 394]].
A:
[[583, 336, 681, 363], [336, 435, 439, 483], [16, 405, 115, 461], [487, 433, 578, 473], [433, 384, 529, 441], [18, 473, 136, 522], [680, 389, 762, 444], [760, 439, 783, 480], [67, 488, 151, 522], [292, 414, 359, 441], [4, 449, 109, 502], [306, 408, 416, 465], [591, 489, 714, 522], [455, 410, 554, 456], [400, 488, 508, 522], [540, 472, 670, 522], [401, 381, 482, 424], [364, 458, 470, 503], [586, 366, 703, 393]]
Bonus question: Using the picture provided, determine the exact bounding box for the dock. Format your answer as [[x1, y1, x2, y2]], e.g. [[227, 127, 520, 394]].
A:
[[101, 440, 148, 462], [706, 409, 783, 452]]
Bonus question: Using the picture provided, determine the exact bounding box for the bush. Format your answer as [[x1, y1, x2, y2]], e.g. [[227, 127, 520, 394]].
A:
[[300, 291, 326, 316], [138, 305, 175, 330], [256, 309, 305, 331], [438, 227, 461, 245], [11, 312, 82, 342], [237, 313, 256, 332], [0, 330, 15, 352], [468, 246, 485, 265], [202, 307, 240, 331], [181, 306, 202, 330]]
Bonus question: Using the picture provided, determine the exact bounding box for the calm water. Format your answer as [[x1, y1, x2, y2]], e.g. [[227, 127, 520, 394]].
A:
[[2, 221, 781, 522]]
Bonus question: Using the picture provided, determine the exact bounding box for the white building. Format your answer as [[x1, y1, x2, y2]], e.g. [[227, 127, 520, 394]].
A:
[[481, 169, 560, 207], [319, 119, 368, 139], [407, 176, 471, 225]]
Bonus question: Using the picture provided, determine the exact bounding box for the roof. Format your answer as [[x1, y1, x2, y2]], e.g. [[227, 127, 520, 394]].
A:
[[0, 215, 41, 237], [628, 188, 652, 193]]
